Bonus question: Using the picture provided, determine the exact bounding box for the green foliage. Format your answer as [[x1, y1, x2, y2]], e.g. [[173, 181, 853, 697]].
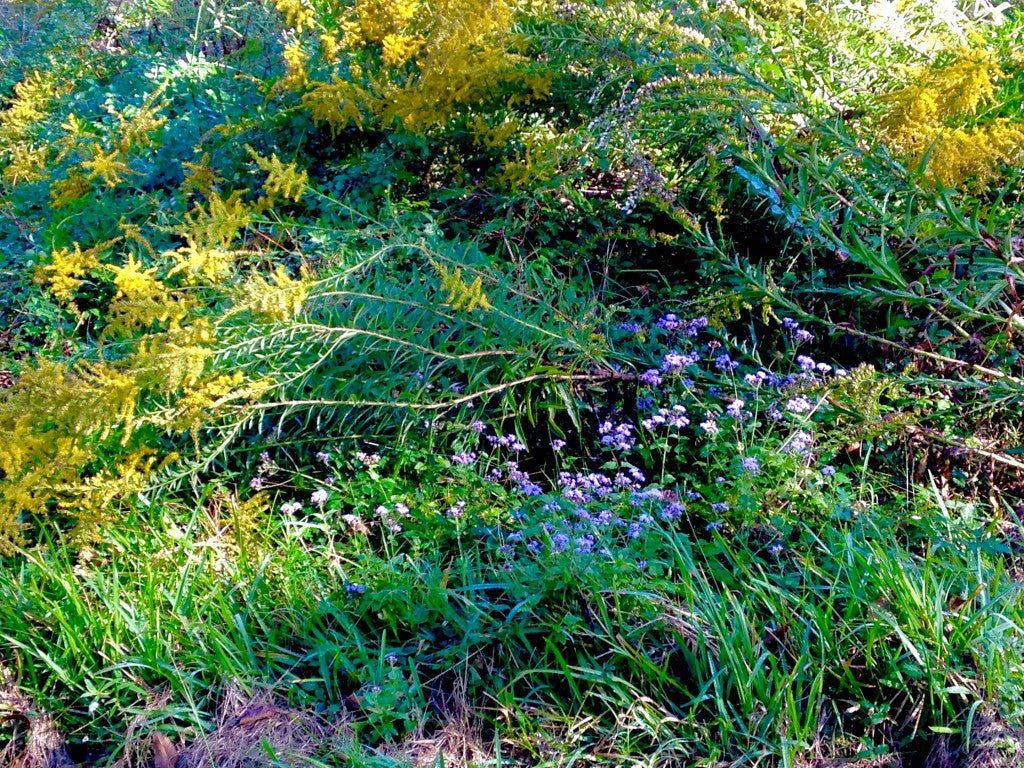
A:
[[1, 0, 1024, 765]]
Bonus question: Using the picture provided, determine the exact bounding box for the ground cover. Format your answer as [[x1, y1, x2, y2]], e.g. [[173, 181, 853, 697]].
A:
[[1, 0, 1023, 765]]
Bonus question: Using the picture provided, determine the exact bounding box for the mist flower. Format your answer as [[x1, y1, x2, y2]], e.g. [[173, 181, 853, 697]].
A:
[[741, 456, 761, 474], [687, 316, 709, 336], [657, 313, 682, 331], [639, 368, 663, 386], [311, 488, 329, 505], [786, 395, 813, 414], [715, 353, 739, 371], [519, 480, 543, 496], [599, 420, 635, 451], [699, 414, 719, 435], [797, 355, 816, 372], [661, 351, 698, 372]]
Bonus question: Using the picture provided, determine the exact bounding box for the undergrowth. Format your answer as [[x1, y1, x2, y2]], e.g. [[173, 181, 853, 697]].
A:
[[1, 0, 1023, 765]]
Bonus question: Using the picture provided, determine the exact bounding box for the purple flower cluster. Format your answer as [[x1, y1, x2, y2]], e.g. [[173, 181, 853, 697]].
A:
[[657, 313, 682, 331], [715, 353, 739, 372], [488, 433, 527, 452], [599, 420, 635, 451], [785, 395, 813, 414], [639, 368, 663, 387], [783, 430, 814, 458], [641, 404, 689, 430], [661, 351, 699, 373], [783, 317, 814, 343]]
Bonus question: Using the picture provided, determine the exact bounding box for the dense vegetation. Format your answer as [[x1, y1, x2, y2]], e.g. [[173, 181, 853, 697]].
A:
[[1, 0, 1023, 765]]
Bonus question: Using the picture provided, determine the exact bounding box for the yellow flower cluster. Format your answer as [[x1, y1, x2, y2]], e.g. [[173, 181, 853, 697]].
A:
[[1, 143, 49, 186], [381, 32, 424, 67], [181, 153, 223, 197], [301, 76, 372, 133], [247, 147, 309, 202], [50, 172, 92, 208], [432, 259, 492, 312], [0, 314, 271, 550], [279, 40, 311, 91], [341, 0, 420, 48], [34, 241, 107, 305], [0, 70, 60, 142], [278, 0, 549, 135], [878, 50, 1024, 187], [274, 0, 316, 32], [182, 191, 253, 249], [242, 265, 310, 322], [81, 144, 137, 188]]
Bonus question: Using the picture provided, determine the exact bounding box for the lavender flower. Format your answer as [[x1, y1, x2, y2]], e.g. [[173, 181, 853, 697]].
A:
[[661, 351, 699, 372], [715, 354, 739, 372], [660, 502, 685, 521], [784, 430, 814, 457], [551, 438, 567, 451], [699, 414, 719, 435], [519, 480, 543, 497], [786, 395, 813, 414], [639, 368, 663, 387], [451, 451, 477, 466], [315, 451, 331, 464], [687, 316, 709, 337], [796, 355, 816, 373], [599, 420, 635, 451], [657, 313, 682, 331]]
